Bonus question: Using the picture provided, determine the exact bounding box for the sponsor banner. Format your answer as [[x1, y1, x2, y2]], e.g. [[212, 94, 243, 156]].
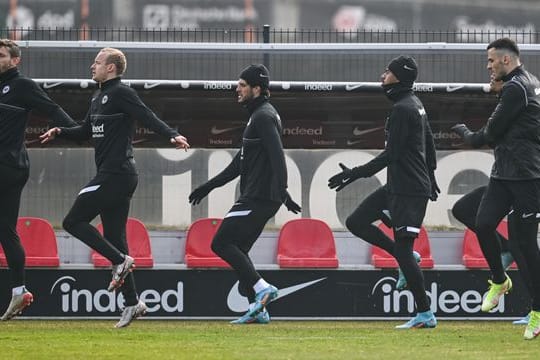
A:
[[298, 0, 540, 40], [29, 81, 495, 149], [134, 0, 271, 30], [0, 269, 528, 318], [0, 0, 112, 34], [35, 79, 489, 94]]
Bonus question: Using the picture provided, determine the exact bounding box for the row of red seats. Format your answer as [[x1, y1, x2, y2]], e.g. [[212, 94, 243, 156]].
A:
[[0, 217, 153, 268], [185, 218, 339, 268], [0, 217, 516, 269]]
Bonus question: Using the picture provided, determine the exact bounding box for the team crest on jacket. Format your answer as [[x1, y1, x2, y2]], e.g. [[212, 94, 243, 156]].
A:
[[2, 85, 9, 94], [101, 95, 108, 104]]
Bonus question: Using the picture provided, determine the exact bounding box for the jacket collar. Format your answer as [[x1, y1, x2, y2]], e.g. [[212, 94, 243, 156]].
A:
[[381, 82, 413, 102], [0, 67, 19, 84], [243, 95, 268, 115], [501, 65, 524, 82], [99, 76, 122, 90]]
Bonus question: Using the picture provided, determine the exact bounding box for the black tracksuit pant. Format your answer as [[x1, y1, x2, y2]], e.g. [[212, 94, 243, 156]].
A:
[[452, 186, 533, 298], [475, 178, 540, 310], [211, 198, 281, 303], [345, 186, 430, 313], [0, 164, 29, 288], [62, 172, 139, 306]]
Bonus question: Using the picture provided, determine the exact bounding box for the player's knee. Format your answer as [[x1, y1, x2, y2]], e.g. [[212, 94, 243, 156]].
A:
[[345, 215, 366, 234], [62, 215, 75, 233], [210, 238, 224, 256], [451, 203, 464, 223], [475, 218, 497, 238]]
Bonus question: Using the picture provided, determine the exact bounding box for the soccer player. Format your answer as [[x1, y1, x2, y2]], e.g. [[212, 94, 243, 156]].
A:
[[451, 79, 532, 326], [452, 185, 533, 325], [0, 39, 77, 320], [452, 38, 540, 340], [189, 64, 301, 324], [328, 55, 439, 329], [40, 47, 189, 328]]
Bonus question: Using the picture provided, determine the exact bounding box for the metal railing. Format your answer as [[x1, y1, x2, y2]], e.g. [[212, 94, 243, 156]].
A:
[[4, 27, 540, 82], [2, 27, 539, 44]]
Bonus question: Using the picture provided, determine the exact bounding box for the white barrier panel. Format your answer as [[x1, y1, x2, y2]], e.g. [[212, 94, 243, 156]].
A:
[[155, 149, 492, 228]]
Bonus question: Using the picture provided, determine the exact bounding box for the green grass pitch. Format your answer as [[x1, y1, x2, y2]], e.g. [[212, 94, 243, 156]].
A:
[[0, 320, 538, 359]]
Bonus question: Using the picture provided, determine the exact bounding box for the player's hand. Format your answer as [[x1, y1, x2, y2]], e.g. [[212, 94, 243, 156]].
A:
[[429, 171, 440, 201], [284, 193, 301, 214], [450, 124, 471, 139], [188, 183, 213, 205], [328, 163, 365, 191], [171, 135, 190, 151], [39, 127, 61, 144]]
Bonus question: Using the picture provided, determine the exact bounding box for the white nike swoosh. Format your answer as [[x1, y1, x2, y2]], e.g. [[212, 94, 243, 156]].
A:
[[446, 85, 464, 92], [345, 84, 363, 91], [346, 139, 364, 146], [211, 126, 241, 135], [43, 82, 63, 89], [522, 213, 535, 218], [226, 277, 327, 312], [403, 65, 415, 71], [352, 126, 384, 136], [144, 82, 161, 89]]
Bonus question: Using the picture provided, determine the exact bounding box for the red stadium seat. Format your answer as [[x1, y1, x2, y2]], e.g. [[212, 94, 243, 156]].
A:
[[371, 223, 434, 268], [185, 218, 229, 268], [92, 217, 154, 268], [0, 217, 60, 267], [277, 218, 339, 268], [462, 220, 515, 269]]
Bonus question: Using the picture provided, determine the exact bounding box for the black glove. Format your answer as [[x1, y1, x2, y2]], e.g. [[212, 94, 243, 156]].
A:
[[188, 183, 214, 205], [284, 193, 301, 214], [451, 124, 472, 139], [328, 163, 366, 191], [428, 171, 440, 201]]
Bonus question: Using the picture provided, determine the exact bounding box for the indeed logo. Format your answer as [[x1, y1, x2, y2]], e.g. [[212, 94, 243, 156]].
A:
[[432, 131, 461, 140], [26, 126, 50, 135], [136, 127, 155, 135], [283, 126, 323, 136], [92, 124, 104, 138], [204, 82, 232, 90], [372, 276, 504, 314], [50, 276, 183, 313], [412, 84, 433, 92], [305, 83, 333, 91]]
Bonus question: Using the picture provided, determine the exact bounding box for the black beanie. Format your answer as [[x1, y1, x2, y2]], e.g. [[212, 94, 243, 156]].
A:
[[239, 64, 270, 89], [387, 55, 418, 85]]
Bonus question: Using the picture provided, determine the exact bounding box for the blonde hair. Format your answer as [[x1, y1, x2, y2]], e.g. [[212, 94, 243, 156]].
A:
[[100, 47, 127, 75]]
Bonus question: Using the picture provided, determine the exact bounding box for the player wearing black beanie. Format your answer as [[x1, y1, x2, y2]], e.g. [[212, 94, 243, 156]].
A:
[[387, 55, 418, 87], [329, 54, 439, 329], [239, 64, 270, 90], [190, 64, 300, 324]]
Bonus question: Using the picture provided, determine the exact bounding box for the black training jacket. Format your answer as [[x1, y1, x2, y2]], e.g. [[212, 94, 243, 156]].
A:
[[58, 77, 179, 175], [0, 67, 76, 169], [360, 85, 436, 197], [204, 96, 288, 203], [468, 66, 540, 180]]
